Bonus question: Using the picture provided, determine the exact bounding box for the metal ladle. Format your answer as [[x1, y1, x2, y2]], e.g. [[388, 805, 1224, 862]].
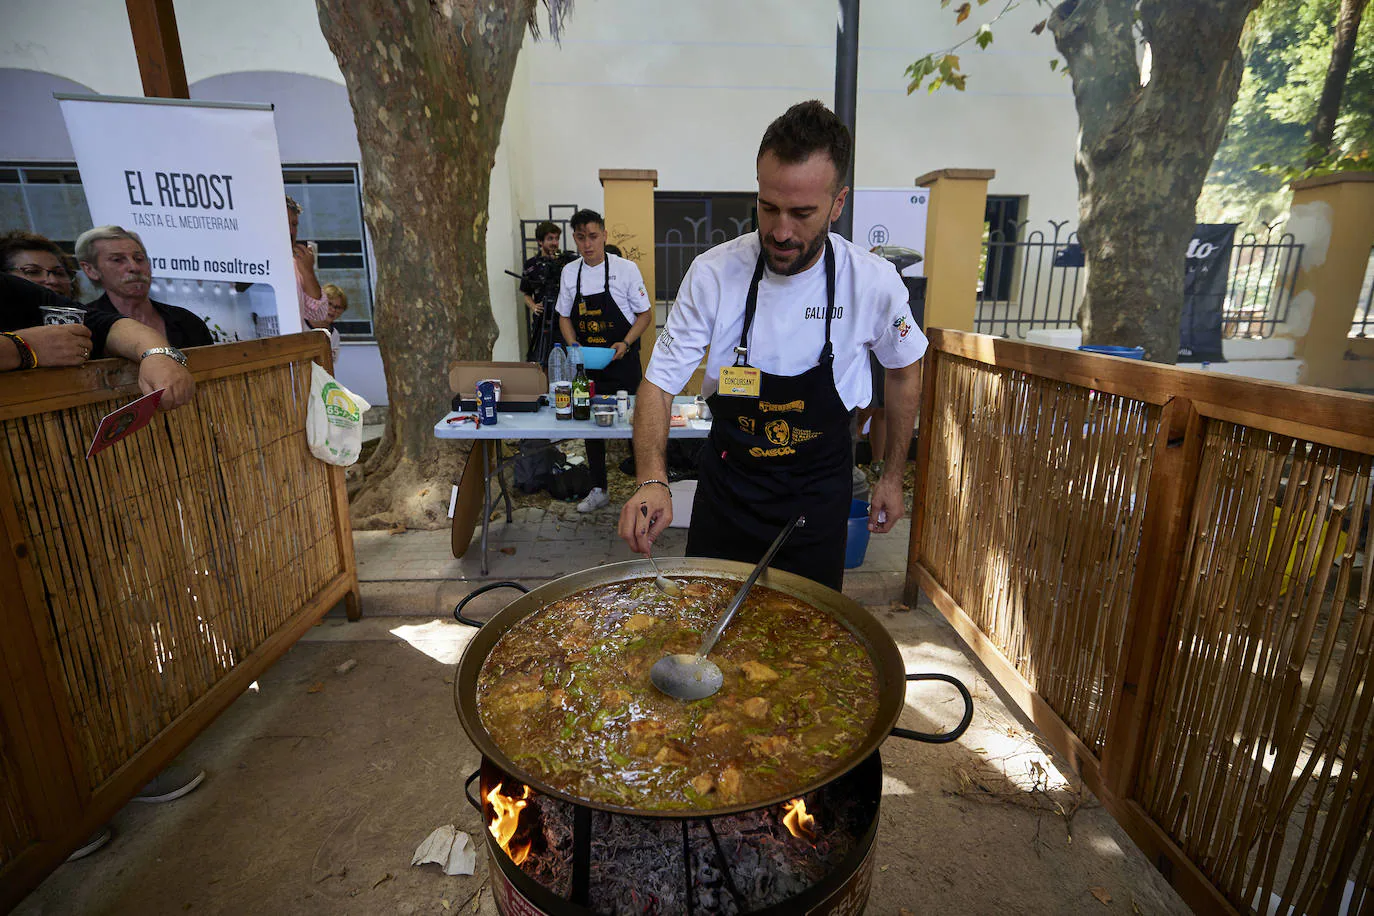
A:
[[640, 505, 682, 597], [650, 515, 805, 701]]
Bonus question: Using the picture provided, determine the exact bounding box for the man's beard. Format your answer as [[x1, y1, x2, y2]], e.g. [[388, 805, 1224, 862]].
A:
[[763, 228, 827, 277]]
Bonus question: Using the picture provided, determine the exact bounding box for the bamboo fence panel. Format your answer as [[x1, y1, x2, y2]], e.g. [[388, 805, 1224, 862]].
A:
[[0, 358, 341, 790], [1137, 421, 1373, 915], [0, 732, 36, 871], [919, 353, 1160, 753]]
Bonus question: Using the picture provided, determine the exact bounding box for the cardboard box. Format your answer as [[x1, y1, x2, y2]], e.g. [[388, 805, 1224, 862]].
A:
[[449, 361, 548, 412]]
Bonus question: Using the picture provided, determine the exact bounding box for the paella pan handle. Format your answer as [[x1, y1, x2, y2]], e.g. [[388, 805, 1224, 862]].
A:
[[454, 581, 530, 627], [464, 768, 483, 812], [890, 672, 974, 744]]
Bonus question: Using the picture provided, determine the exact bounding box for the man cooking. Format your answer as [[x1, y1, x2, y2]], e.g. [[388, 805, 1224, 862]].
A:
[[617, 100, 927, 591], [555, 208, 654, 513]]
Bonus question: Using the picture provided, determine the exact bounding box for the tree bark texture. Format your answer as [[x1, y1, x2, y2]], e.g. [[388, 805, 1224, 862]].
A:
[[1308, 0, 1370, 164], [1049, 0, 1259, 362], [315, 0, 535, 528]]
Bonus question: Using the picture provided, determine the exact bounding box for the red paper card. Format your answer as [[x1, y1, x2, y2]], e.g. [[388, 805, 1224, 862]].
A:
[[86, 389, 164, 459]]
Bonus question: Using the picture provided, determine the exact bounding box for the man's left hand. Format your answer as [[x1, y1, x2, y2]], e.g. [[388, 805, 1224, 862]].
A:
[[869, 470, 905, 534], [612, 341, 628, 360], [140, 354, 196, 411]]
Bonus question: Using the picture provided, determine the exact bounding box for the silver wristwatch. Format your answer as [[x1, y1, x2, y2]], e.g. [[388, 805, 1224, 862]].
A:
[[141, 346, 188, 367]]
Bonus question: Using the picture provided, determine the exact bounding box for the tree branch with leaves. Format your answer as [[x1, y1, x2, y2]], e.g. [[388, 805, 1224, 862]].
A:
[[907, 0, 1259, 361]]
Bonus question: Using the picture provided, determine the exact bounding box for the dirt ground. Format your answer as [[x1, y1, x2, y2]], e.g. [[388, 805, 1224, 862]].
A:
[[16, 584, 1190, 916]]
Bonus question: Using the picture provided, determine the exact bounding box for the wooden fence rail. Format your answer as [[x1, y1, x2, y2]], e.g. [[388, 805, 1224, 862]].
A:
[[0, 333, 360, 911], [907, 330, 1374, 915]]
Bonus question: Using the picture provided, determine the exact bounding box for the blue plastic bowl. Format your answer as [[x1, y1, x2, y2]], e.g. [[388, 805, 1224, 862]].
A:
[[1078, 345, 1145, 360], [579, 346, 616, 370], [845, 499, 871, 569]]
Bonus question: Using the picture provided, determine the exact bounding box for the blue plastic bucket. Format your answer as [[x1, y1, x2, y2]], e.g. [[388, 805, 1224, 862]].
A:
[[1078, 345, 1145, 360], [845, 499, 871, 569]]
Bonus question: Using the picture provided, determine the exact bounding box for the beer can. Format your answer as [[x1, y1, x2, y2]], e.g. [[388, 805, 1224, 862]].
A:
[[554, 381, 573, 420], [476, 380, 499, 425]]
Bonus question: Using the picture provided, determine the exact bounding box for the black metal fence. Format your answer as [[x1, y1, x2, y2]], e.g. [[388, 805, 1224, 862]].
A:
[[1220, 226, 1303, 338], [1353, 246, 1374, 338], [975, 221, 1305, 341], [655, 193, 756, 305], [519, 205, 581, 261], [975, 220, 1082, 338]]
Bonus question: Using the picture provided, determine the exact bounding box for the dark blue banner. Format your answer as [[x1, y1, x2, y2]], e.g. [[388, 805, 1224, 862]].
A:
[[1178, 223, 1237, 363]]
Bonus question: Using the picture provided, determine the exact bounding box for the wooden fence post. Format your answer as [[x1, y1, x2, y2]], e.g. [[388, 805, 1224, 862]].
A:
[[904, 344, 941, 607], [1100, 397, 1204, 800]]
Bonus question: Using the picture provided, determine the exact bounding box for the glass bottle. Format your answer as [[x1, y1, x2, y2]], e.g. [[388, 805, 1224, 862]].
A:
[[572, 361, 591, 421]]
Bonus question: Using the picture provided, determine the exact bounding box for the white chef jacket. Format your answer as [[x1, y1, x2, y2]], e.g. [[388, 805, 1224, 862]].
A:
[[645, 232, 926, 410], [554, 253, 652, 325]]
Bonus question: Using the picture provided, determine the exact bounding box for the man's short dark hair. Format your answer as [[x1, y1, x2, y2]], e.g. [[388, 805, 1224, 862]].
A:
[[757, 100, 852, 190], [569, 209, 604, 232], [535, 220, 560, 240], [0, 230, 69, 272]]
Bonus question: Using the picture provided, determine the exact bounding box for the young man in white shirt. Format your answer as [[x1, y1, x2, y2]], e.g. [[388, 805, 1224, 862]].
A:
[[555, 209, 654, 512], [618, 100, 927, 590]]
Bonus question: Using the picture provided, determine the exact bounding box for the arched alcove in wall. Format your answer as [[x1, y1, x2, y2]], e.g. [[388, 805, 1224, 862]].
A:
[[0, 69, 95, 160], [190, 71, 360, 163]]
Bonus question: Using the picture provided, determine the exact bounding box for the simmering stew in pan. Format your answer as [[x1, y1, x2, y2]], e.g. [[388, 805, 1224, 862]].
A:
[[475, 577, 879, 810]]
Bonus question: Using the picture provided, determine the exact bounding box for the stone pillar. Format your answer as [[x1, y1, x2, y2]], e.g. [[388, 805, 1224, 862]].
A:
[[599, 169, 658, 372], [914, 168, 994, 333], [1284, 173, 1374, 390]]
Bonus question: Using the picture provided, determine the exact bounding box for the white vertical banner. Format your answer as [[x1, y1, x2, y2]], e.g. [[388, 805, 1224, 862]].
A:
[[57, 94, 300, 335], [852, 188, 930, 277]]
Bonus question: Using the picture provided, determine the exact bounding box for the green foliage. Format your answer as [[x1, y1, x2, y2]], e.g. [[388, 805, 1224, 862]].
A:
[[904, 0, 1063, 95], [1198, 0, 1374, 229]]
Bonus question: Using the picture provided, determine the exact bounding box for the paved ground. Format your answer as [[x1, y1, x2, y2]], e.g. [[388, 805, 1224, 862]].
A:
[[17, 503, 1190, 916]]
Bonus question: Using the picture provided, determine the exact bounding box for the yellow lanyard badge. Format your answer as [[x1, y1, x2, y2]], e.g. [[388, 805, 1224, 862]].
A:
[[718, 365, 762, 398]]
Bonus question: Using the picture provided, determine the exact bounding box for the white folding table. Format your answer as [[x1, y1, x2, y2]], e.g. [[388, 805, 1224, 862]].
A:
[[433, 399, 710, 573]]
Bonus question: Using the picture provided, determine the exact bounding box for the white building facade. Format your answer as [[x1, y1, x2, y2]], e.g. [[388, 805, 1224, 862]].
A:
[[1, 0, 1081, 404]]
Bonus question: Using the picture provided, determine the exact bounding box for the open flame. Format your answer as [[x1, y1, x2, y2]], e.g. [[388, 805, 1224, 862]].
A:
[[782, 798, 818, 841], [486, 782, 533, 865]]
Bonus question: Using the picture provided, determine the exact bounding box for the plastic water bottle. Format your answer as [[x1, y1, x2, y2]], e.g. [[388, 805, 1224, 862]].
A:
[[548, 344, 569, 401], [567, 343, 583, 371]]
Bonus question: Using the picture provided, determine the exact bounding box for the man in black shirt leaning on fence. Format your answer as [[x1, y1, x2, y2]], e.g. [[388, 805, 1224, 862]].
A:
[[0, 271, 196, 409], [77, 225, 214, 351]]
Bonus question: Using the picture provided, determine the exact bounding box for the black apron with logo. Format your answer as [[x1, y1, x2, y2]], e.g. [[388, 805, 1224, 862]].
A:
[[575, 258, 642, 394], [686, 238, 853, 591]]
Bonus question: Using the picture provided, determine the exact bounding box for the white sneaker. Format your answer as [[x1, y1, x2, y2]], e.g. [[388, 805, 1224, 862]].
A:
[[577, 488, 609, 513]]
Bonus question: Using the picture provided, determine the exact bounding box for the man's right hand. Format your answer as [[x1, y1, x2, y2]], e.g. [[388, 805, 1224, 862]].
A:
[[139, 354, 196, 410], [524, 294, 543, 315], [24, 324, 93, 367], [619, 484, 674, 555], [292, 241, 316, 271]]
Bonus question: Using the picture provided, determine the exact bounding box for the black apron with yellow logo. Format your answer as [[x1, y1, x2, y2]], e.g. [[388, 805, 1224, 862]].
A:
[[686, 238, 852, 591], [575, 257, 641, 393]]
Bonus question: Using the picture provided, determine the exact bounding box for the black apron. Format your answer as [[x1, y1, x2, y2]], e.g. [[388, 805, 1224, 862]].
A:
[[686, 237, 853, 591], [574, 257, 642, 394]]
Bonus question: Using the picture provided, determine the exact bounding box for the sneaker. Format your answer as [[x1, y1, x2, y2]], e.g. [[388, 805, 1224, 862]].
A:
[[66, 826, 111, 861], [577, 487, 609, 513], [133, 765, 205, 803]]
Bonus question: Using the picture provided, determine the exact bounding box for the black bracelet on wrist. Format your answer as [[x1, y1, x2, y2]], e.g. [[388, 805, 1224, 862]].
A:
[[636, 479, 671, 493]]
